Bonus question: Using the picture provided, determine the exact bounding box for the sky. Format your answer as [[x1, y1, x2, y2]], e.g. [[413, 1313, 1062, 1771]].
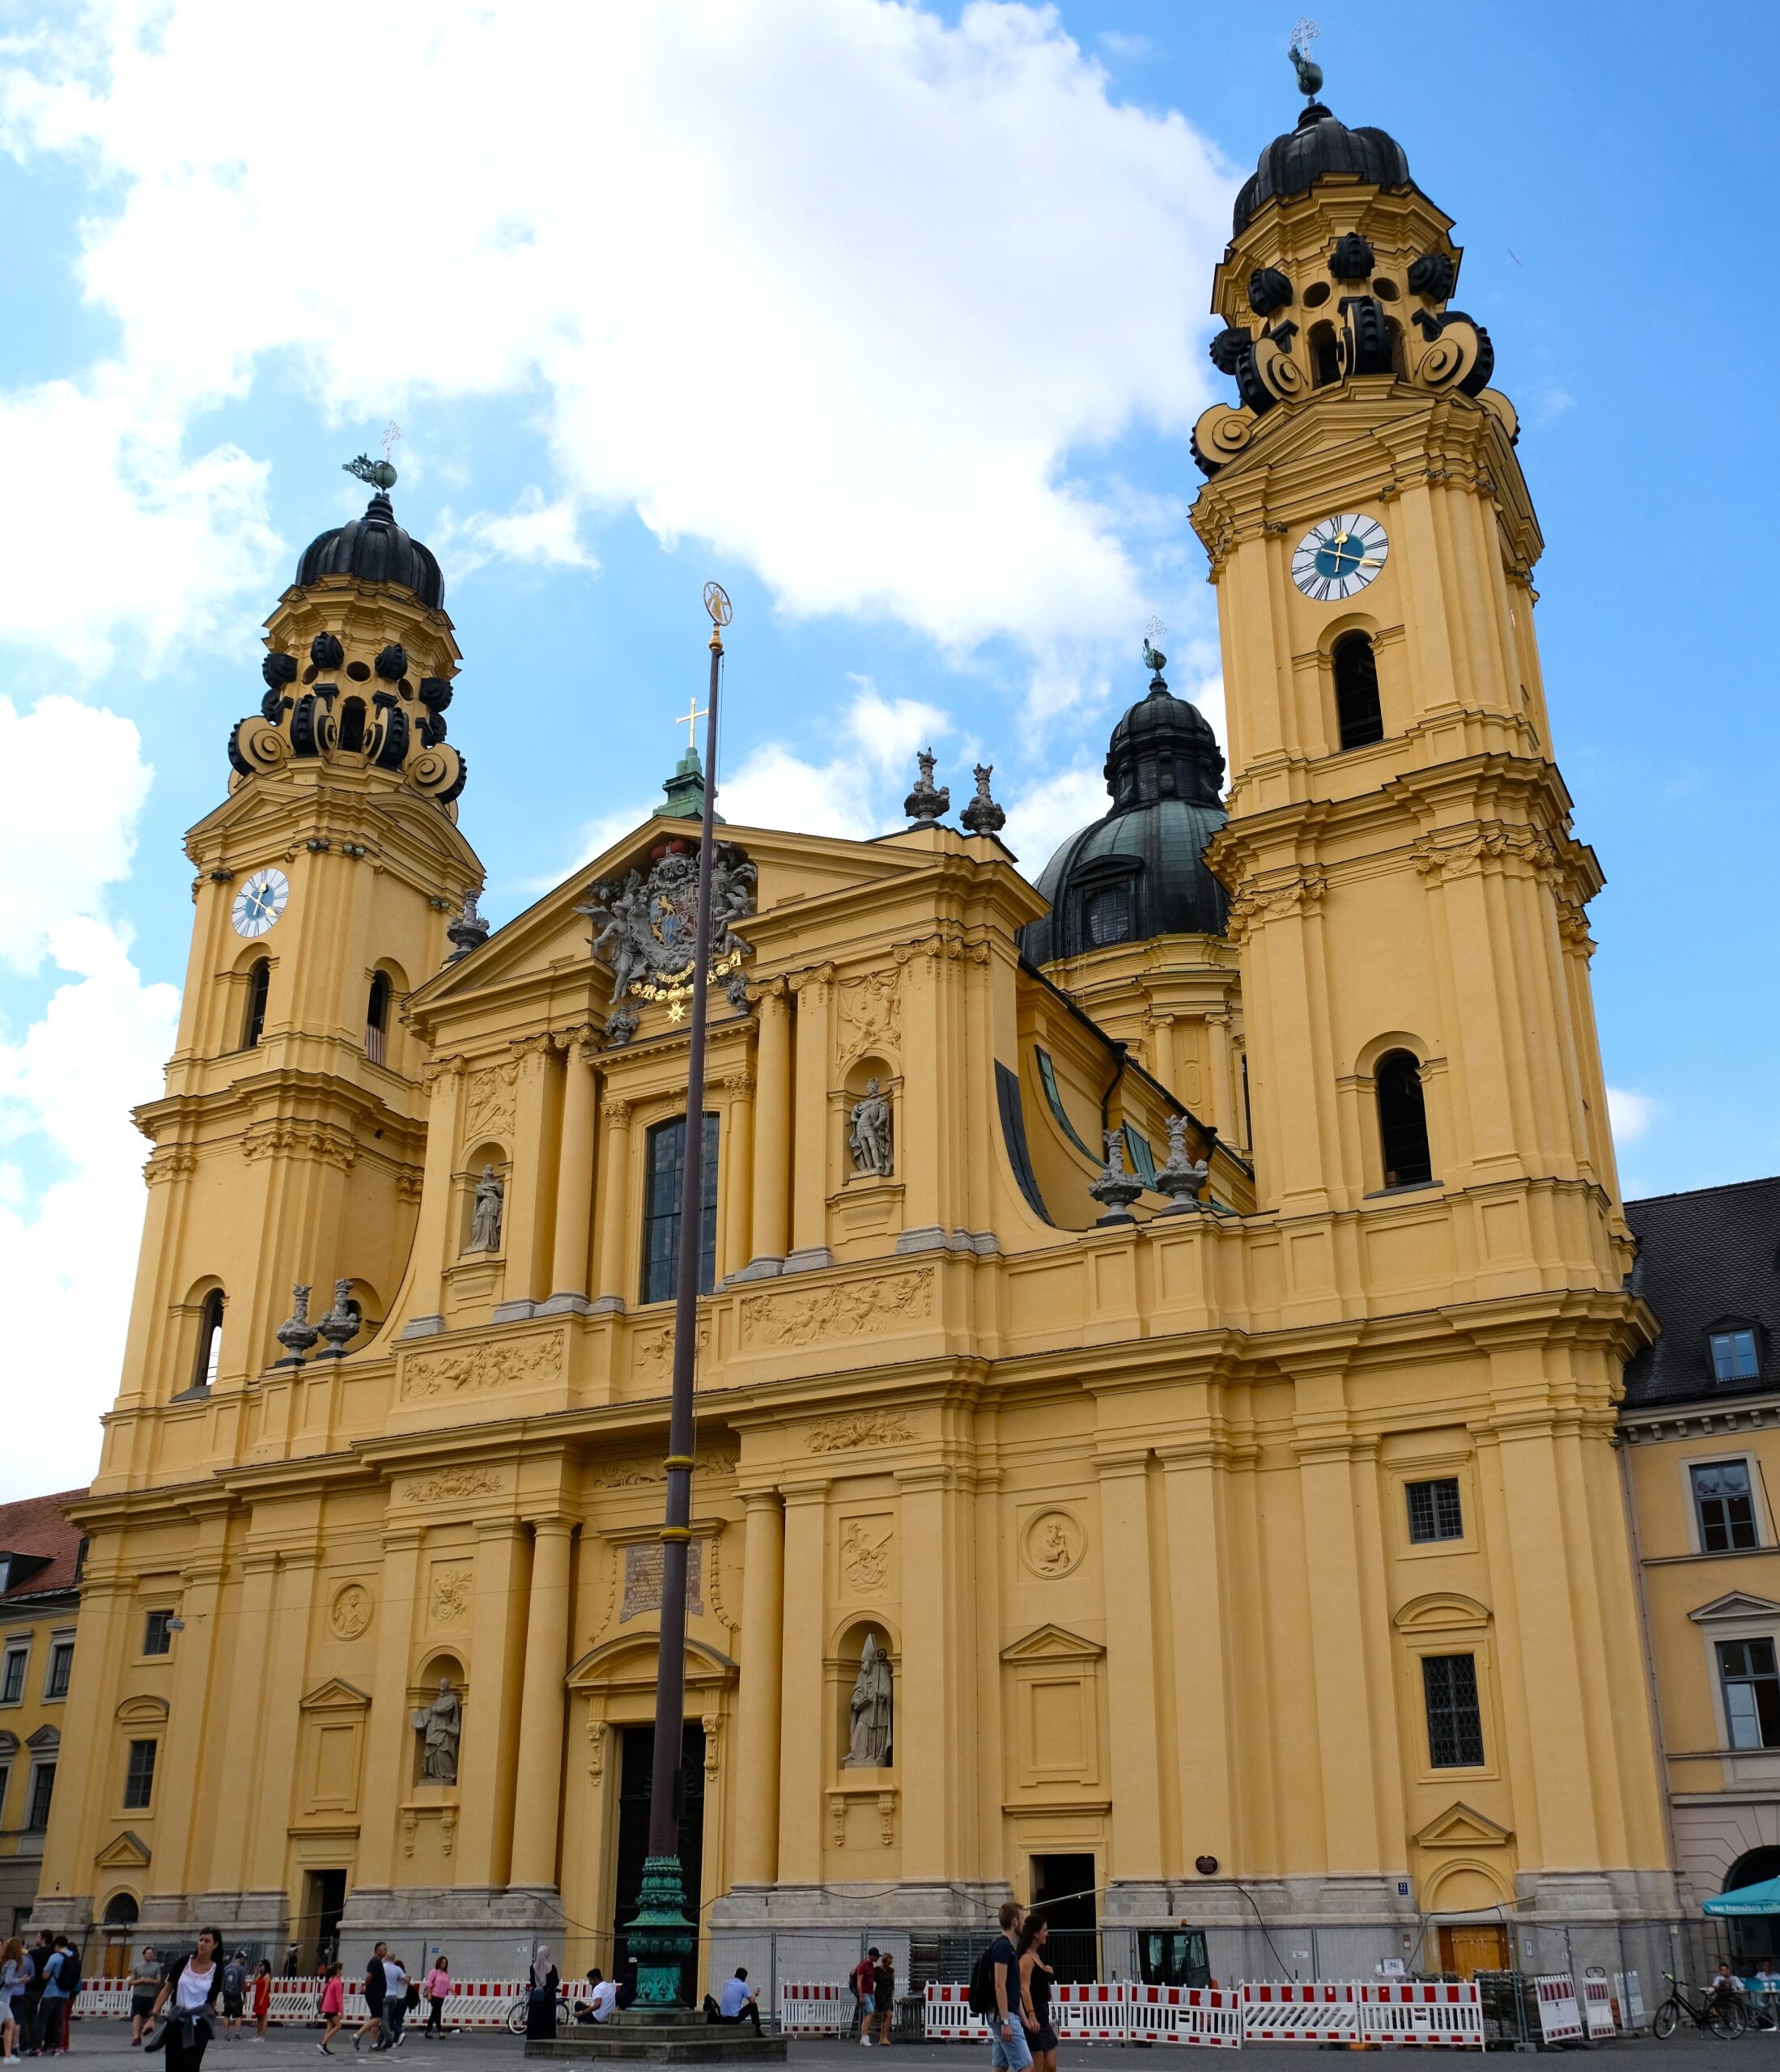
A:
[[0, 0, 1774, 1498]]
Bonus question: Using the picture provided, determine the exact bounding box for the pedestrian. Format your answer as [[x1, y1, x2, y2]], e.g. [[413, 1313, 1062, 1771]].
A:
[[351, 1946, 387, 2054], [871, 1953, 896, 2047], [219, 1954, 249, 2044], [614, 1966, 638, 2014], [851, 1950, 878, 2043], [989, 1903, 1030, 2072], [251, 1965, 271, 2043], [378, 1955, 408, 2053], [1016, 1917, 1056, 2072], [316, 1968, 345, 2057], [584, 1972, 617, 2026], [282, 1951, 299, 1984], [131, 1952, 164, 2049], [702, 1969, 763, 2036], [2, 1938, 26, 2064], [525, 1951, 559, 2042], [37, 1938, 73, 2057], [423, 1959, 450, 2040], [147, 1928, 225, 2072]]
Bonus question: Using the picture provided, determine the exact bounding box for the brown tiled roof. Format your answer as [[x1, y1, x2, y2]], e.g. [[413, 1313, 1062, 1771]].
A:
[[0, 1489, 87, 1603]]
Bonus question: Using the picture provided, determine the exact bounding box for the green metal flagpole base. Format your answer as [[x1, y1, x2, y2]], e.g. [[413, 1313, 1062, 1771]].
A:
[[629, 1851, 699, 2006]]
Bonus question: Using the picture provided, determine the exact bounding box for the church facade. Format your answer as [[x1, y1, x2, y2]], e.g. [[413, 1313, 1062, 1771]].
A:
[[37, 81, 1680, 1983]]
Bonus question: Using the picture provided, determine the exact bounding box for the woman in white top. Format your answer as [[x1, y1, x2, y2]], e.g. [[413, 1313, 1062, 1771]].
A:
[[149, 1928, 224, 2072], [378, 1957, 409, 2051]]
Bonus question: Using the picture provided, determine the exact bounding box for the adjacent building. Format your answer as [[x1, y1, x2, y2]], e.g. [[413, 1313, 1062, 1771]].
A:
[[0, 1492, 85, 1936], [36, 68, 1686, 1988]]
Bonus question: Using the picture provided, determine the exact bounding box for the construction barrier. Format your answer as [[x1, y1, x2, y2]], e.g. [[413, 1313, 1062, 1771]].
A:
[[1581, 1976, 1616, 2041], [780, 1981, 854, 2036], [1532, 1974, 1584, 2045], [924, 1982, 992, 2042], [1241, 1981, 1362, 2044], [73, 1976, 588, 2035], [1612, 1969, 1646, 2031], [1053, 1981, 1128, 2042], [1127, 1983, 1244, 2048], [1360, 1982, 1484, 2049]]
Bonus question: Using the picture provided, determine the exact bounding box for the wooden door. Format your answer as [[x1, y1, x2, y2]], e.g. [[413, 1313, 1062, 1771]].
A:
[[1438, 1925, 1508, 1978]]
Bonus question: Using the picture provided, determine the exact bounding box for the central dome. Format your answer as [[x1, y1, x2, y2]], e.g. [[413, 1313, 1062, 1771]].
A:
[[295, 491, 444, 609], [1232, 100, 1415, 235], [1021, 662, 1229, 965]]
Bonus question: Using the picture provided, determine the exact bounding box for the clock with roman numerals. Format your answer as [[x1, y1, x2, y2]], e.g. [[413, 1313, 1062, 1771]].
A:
[[1291, 512, 1389, 602]]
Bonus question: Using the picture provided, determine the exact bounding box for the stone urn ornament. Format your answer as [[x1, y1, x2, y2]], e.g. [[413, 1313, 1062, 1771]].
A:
[[1089, 1131, 1144, 1223], [316, 1277, 360, 1357], [274, 1284, 319, 1365], [1156, 1115, 1212, 1210]]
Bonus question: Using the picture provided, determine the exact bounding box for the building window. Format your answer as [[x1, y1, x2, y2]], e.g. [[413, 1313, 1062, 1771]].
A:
[[25, 1762, 54, 1831], [241, 957, 271, 1049], [641, 1114, 719, 1306], [1034, 1049, 1094, 1157], [193, 1289, 224, 1393], [1406, 1476, 1464, 1544], [1693, 1461, 1761, 1552], [0, 1763, 9, 1824], [1, 1646, 27, 1707], [1711, 1329, 1761, 1385], [338, 697, 367, 754], [122, 1739, 158, 1811], [43, 1639, 73, 1701], [1085, 885, 1132, 948], [365, 972, 391, 1067], [142, 1610, 175, 1658], [1421, 1652, 1485, 1768], [1377, 1050, 1434, 1188], [1333, 633, 1385, 749], [1720, 1639, 1780, 1750], [1309, 320, 1341, 388]]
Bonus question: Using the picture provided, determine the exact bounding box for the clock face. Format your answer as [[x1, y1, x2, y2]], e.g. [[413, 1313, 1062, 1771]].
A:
[[232, 868, 289, 939], [1292, 512, 1389, 601]]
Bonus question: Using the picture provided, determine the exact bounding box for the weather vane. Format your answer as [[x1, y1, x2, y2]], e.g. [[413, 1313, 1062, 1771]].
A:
[[343, 425, 399, 493], [1143, 616, 1168, 689], [1289, 18, 1323, 99]]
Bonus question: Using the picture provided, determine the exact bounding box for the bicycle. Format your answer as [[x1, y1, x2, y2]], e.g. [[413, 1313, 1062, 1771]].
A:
[[507, 1992, 571, 2035], [1651, 1972, 1748, 2040]]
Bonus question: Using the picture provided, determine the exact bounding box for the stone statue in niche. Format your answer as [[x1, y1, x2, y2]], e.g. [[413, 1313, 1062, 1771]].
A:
[[410, 1678, 461, 1784], [469, 1164, 504, 1251], [848, 1078, 893, 1176], [843, 1632, 893, 1768]]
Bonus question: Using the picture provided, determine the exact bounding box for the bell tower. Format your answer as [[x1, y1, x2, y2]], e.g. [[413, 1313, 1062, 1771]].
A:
[[105, 466, 484, 1469], [1193, 57, 1625, 1291]]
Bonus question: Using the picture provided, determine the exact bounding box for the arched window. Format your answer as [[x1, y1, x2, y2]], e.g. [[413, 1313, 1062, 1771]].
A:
[[242, 957, 270, 1049], [365, 972, 391, 1066], [1334, 632, 1385, 749], [338, 698, 367, 754], [1309, 321, 1341, 388], [193, 1289, 225, 1392], [642, 1114, 720, 1304], [1085, 885, 1132, 948], [103, 1892, 140, 1927], [1377, 1050, 1434, 1188]]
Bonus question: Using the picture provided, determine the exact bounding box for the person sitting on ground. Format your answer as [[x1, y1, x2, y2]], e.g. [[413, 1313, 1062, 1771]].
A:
[[614, 1966, 639, 2014], [703, 1970, 763, 2036]]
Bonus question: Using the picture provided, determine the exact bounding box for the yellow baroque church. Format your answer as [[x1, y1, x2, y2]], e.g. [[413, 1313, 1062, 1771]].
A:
[[39, 77, 1682, 1989]]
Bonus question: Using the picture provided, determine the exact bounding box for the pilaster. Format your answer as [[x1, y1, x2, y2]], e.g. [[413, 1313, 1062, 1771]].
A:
[[731, 1491, 785, 1887]]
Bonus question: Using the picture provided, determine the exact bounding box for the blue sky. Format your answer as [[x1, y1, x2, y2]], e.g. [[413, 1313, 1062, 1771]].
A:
[[0, 0, 1773, 1492]]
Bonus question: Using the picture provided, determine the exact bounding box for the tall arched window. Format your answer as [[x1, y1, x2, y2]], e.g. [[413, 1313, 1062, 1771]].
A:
[[241, 958, 270, 1049], [1334, 632, 1385, 749], [338, 698, 367, 753], [1377, 1050, 1434, 1188], [1309, 321, 1341, 388], [193, 1289, 225, 1392], [642, 1114, 719, 1304], [365, 972, 391, 1066]]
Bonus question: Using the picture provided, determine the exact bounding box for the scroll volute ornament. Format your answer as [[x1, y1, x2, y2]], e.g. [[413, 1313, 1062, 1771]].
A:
[[1409, 308, 1495, 397]]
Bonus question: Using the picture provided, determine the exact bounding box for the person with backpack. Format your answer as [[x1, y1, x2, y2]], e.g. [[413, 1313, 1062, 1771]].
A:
[[146, 1928, 225, 2072], [968, 1904, 1029, 2072], [219, 1953, 249, 2043], [38, 1937, 78, 2057]]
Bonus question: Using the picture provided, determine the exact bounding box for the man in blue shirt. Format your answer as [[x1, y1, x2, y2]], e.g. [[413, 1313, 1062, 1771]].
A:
[[703, 1968, 763, 2036], [39, 1937, 73, 2057], [989, 1904, 1030, 2072]]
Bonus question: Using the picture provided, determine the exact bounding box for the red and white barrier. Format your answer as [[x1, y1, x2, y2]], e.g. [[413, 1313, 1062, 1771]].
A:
[[1533, 1975, 1583, 2044], [1580, 1976, 1616, 2041], [780, 1981, 853, 2036], [1053, 1981, 1126, 2042], [1612, 1969, 1645, 2031], [1241, 1981, 1361, 2044], [74, 1976, 576, 2036], [924, 1982, 992, 2041], [1127, 1983, 1243, 2048], [1360, 1982, 1483, 2049]]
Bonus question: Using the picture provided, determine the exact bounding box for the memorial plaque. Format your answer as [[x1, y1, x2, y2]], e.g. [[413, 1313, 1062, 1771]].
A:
[[621, 1539, 703, 1621]]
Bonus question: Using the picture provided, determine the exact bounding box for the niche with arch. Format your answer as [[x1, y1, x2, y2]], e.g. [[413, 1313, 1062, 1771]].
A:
[[457, 1144, 510, 1257], [1376, 1048, 1435, 1189], [408, 1652, 465, 1792], [189, 1284, 226, 1395], [828, 1616, 898, 1775], [240, 956, 271, 1050], [1332, 631, 1385, 749]]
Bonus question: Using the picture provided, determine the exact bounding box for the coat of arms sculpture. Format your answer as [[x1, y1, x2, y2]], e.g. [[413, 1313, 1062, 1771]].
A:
[[576, 840, 757, 1043]]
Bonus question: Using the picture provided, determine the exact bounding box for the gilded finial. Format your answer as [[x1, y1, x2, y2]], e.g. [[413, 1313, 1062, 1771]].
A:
[[703, 579, 733, 653], [1289, 17, 1323, 98]]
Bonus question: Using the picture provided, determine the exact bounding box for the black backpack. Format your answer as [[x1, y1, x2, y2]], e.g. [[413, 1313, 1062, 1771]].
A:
[[57, 1947, 83, 1998], [967, 1944, 1000, 2018]]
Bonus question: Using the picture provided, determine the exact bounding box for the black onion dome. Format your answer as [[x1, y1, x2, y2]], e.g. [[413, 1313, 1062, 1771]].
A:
[[1021, 683, 1230, 965], [1232, 101, 1414, 236], [296, 491, 444, 609]]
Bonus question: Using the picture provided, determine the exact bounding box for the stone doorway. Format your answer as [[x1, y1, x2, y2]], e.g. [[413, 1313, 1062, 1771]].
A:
[[1437, 1924, 1508, 1978], [611, 1720, 707, 2000]]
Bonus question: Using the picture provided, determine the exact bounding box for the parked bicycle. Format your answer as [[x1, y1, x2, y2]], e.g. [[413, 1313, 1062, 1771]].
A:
[[507, 1992, 571, 2035], [1651, 1972, 1748, 2040]]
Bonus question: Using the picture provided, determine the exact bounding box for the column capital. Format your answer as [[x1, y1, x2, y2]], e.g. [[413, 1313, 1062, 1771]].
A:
[[722, 1068, 757, 1097], [601, 1096, 634, 1124], [380, 1526, 428, 1554], [527, 1514, 580, 1541], [739, 1486, 784, 1514], [788, 962, 836, 994], [780, 1480, 831, 1508], [1093, 1448, 1153, 1479]]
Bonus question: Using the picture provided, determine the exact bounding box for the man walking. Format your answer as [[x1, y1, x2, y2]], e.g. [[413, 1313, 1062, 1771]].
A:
[[220, 1952, 249, 2042], [351, 1946, 387, 2053], [990, 1904, 1029, 2072], [851, 1951, 879, 2043]]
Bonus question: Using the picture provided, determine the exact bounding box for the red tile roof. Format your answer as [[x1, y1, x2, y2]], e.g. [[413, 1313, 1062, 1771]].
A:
[[0, 1489, 87, 1603]]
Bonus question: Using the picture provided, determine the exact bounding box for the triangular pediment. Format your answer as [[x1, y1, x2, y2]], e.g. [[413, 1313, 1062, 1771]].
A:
[[116, 1693, 169, 1726], [1691, 1592, 1780, 1624], [1415, 1802, 1513, 1849], [26, 1724, 59, 1751], [1000, 1624, 1105, 1665], [0, 1730, 16, 1756], [1393, 1590, 1491, 1633], [299, 1677, 372, 1713], [188, 766, 478, 885], [95, 1829, 152, 1870]]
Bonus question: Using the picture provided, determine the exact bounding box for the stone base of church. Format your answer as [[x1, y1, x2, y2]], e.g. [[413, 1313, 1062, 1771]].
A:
[[334, 1883, 565, 1972], [526, 2009, 786, 2064]]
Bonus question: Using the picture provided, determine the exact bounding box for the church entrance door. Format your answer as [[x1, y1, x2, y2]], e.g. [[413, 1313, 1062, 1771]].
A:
[[1030, 1853, 1098, 1982], [612, 1721, 707, 1999]]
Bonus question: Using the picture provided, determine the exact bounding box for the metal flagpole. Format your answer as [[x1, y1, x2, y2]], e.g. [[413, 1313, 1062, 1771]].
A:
[[631, 580, 733, 2009]]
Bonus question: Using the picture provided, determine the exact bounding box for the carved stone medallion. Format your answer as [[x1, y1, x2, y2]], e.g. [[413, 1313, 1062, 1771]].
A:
[[330, 1582, 373, 1640], [1022, 1509, 1085, 1579]]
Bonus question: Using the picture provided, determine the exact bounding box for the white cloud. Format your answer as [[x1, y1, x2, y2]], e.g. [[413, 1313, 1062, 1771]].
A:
[[1608, 1085, 1658, 1144], [432, 489, 600, 582], [0, 697, 178, 1497], [0, 0, 1235, 663], [1000, 758, 1109, 866]]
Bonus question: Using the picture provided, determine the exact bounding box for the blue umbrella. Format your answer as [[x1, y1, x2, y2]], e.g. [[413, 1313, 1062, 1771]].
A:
[[1704, 1878, 1780, 1915]]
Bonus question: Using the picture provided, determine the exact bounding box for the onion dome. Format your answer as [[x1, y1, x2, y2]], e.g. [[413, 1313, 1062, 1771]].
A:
[[1021, 645, 1229, 964], [1232, 100, 1414, 236], [296, 490, 444, 609]]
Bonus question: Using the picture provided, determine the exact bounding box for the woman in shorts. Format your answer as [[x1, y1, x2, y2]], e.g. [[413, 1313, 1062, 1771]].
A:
[[871, 1952, 896, 2046]]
